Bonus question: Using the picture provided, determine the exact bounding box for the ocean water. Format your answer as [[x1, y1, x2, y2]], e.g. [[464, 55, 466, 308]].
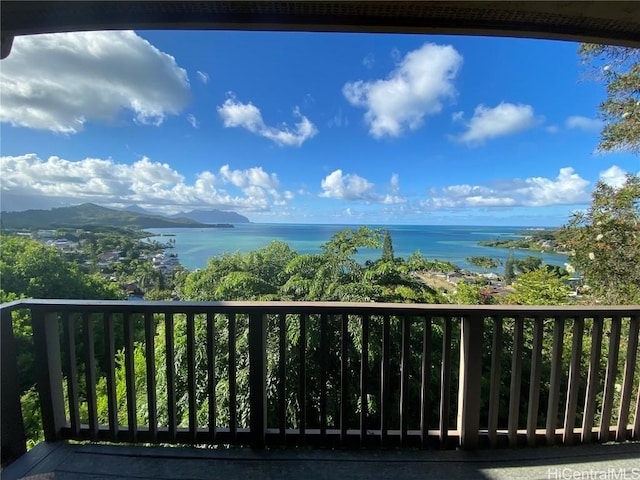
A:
[[147, 224, 568, 272]]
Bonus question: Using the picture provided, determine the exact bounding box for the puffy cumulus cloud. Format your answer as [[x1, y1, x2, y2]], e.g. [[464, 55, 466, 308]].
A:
[[343, 43, 462, 138], [0, 31, 190, 133], [566, 115, 603, 132], [0, 153, 289, 213], [217, 95, 317, 147], [321, 170, 374, 200], [217, 164, 288, 204], [219, 164, 279, 190], [454, 103, 542, 145], [599, 165, 631, 188], [320, 170, 406, 204], [423, 167, 591, 209]]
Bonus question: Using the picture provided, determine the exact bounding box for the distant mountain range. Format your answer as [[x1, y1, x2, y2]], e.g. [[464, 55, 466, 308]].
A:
[[0, 203, 246, 229], [169, 209, 250, 224], [120, 205, 250, 224]]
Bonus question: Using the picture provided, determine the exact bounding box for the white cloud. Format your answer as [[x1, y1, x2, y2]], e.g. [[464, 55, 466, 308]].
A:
[[196, 71, 210, 84], [546, 125, 560, 134], [382, 194, 406, 205], [599, 165, 629, 188], [0, 153, 289, 213], [383, 173, 406, 204], [0, 31, 190, 133], [187, 114, 199, 128], [319, 170, 406, 204], [390, 173, 400, 193], [219, 164, 279, 191], [423, 167, 590, 209], [454, 103, 542, 145], [217, 95, 317, 147], [566, 115, 603, 132], [343, 42, 462, 138], [320, 170, 375, 201]]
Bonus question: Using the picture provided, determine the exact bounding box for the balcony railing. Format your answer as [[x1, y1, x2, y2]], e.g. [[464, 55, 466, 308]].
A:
[[2, 300, 639, 464]]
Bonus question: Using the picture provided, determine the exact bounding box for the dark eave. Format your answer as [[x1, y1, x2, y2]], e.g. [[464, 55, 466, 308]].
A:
[[2, 1, 640, 59]]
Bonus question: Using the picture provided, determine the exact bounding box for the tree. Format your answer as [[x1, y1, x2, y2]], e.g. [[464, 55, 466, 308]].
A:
[[507, 268, 570, 306], [452, 281, 495, 305], [579, 44, 640, 154], [0, 236, 124, 404], [504, 250, 515, 285], [466, 255, 501, 270], [513, 255, 542, 274], [0, 236, 122, 300], [562, 174, 640, 304], [300, 226, 383, 301], [135, 261, 157, 290], [178, 242, 299, 301], [381, 230, 394, 262]]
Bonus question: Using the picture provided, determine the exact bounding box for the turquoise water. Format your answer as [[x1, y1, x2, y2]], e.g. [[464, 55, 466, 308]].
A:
[[147, 224, 568, 272]]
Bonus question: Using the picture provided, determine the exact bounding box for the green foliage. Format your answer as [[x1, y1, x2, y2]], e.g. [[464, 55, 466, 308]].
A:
[[452, 281, 495, 305], [466, 256, 501, 270], [6, 225, 594, 451], [321, 226, 383, 257], [180, 242, 298, 301], [0, 236, 123, 300], [1, 236, 124, 389], [513, 255, 543, 274], [20, 387, 44, 450], [381, 230, 394, 262], [579, 44, 640, 154], [135, 261, 158, 290], [562, 174, 640, 304], [0, 203, 211, 229], [478, 229, 561, 252], [504, 250, 515, 285], [405, 251, 459, 273], [2, 235, 127, 429], [507, 268, 570, 305], [143, 288, 175, 300], [95, 346, 149, 427]]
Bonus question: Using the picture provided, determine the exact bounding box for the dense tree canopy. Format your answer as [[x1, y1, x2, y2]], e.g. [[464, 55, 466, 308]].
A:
[[563, 174, 640, 304], [465, 256, 500, 270], [0, 236, 122, 300], [579, 44, 640, 154], [178, 229, 444, 304], [507, 268, 570, 306]]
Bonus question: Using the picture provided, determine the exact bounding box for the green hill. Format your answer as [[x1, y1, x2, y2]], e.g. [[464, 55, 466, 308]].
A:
[[0, 203, 220, 229]]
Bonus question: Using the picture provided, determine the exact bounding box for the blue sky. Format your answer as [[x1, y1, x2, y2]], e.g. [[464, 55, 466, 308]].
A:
[[1, 30, 638, 225]]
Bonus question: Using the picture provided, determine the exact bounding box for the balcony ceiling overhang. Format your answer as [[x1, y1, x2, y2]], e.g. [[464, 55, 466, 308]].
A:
[[1, 1, 640, 59]]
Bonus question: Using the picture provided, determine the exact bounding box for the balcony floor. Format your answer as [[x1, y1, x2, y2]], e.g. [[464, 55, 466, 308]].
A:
[[3, 441, 640, 480]]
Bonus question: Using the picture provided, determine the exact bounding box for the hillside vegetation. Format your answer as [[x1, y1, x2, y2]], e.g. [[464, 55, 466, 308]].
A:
[[0, 203, 230, 229]]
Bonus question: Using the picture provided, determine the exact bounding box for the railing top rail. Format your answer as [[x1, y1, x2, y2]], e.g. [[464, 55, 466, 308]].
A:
[[1, 298, 639, 316], [0, 299, 27, 313]]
